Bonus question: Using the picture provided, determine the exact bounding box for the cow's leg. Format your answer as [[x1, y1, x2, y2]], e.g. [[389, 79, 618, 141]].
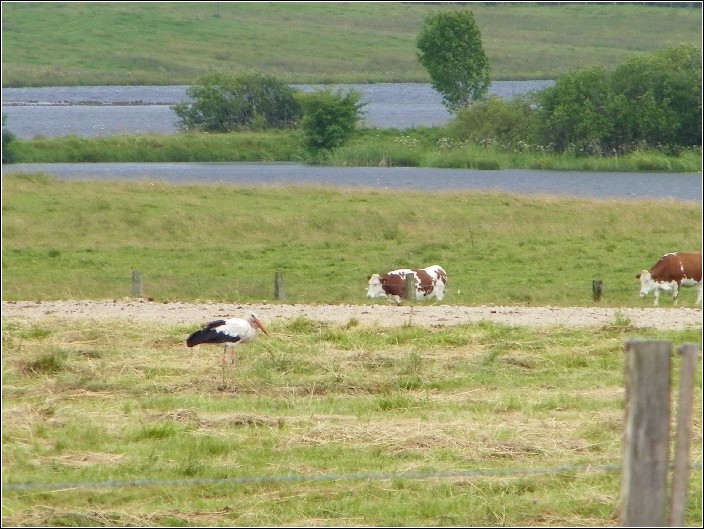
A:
[[696, 283, 702, 307], [434, 282, 445, 301], [672, 284, 680, 306], [653, 288, 660, 306]]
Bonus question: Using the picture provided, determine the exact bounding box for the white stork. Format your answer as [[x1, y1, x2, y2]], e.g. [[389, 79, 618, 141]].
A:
[[186, 312, 269, 384]]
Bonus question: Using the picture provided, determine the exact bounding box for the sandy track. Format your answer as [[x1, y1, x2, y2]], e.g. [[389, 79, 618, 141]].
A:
[[2, 300, 701, 331]]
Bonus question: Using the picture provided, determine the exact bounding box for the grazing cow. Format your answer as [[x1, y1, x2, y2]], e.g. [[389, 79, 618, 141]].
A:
[[636, 251, 702, 307], [367, 265, 447, 304]]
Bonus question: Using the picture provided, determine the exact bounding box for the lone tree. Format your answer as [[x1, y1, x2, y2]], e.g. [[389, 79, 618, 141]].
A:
[[416, 9, 491, 113]]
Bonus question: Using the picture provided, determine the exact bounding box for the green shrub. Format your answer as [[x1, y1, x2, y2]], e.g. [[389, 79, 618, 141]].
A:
[[537, 66, 613, 155], [448, 96, 539, 149], [172, 72, 302, 132], [536, 45, 702, 155], [609, 45, 702, 150], [298, 87, 365, 152]]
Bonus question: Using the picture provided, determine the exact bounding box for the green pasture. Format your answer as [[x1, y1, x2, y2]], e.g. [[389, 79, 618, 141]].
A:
[[2, 2, 701, 86], [2, 315, 701, 526], [2, 172, 702, 307]]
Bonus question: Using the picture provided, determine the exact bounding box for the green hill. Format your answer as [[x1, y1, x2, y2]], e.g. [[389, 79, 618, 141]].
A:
[[2, 2, 701, 86]]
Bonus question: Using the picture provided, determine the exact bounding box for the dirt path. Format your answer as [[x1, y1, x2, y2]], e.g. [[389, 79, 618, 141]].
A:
[[2, 300, 701, 331]]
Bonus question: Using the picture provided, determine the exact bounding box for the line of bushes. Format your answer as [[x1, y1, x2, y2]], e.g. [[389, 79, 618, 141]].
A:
[[166, 45, 701, 158], [447, 45, 701, 157], [3, 46, 700, 166]]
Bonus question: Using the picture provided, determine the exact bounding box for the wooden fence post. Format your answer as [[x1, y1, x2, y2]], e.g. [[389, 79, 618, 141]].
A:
[[592, 279, 603, 302], [669, 343, 700, 527], [131, 270, 143, 297], [274, 271, 286, 300], [404, 273, 416, 302], [620, 339, 672, 527]]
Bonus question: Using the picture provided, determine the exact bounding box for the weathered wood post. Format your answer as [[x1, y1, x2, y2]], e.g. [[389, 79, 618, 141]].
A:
[[274, 271, 286, 300], [592, 279, 603, 302], [669, 343, 700, 527], [404, 273, 416, 302], [131, 270, 143, 297], [620, 339, 672, 527]]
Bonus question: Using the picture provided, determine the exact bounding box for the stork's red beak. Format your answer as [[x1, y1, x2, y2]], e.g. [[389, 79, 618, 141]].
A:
[[253, 316, 269, 336]]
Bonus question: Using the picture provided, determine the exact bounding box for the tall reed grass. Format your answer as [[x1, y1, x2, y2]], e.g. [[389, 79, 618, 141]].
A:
[[9, 130, 702, 172]]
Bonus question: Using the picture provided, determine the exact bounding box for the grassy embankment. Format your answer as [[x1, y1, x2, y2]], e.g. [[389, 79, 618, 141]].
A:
[[10, 128, 702, 172], [3, 172, 702, 306], [2, 2, 701, 86]]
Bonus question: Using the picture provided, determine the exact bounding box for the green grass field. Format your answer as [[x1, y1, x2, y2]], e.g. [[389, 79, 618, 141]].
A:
[[2, 174, 702, 526], [2, 172, 702, 306], [2, 2, 701, 86], [2, 315, 701, 526]]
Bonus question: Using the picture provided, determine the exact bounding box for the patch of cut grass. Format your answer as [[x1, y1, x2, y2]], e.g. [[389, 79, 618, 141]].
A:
[[2, 317, 700, 526]]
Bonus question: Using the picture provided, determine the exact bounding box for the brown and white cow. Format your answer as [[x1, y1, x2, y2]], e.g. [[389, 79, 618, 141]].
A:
[[636, 251, 702, 307], [366, 265, 447, 305]]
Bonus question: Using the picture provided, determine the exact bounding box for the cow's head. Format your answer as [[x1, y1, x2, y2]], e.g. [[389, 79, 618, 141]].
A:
[[636, 270, 654, 297], [637, 270, 676, 297], [366, 273, 387, 298]]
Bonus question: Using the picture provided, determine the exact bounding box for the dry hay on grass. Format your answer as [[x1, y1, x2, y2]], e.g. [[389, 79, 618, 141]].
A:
[[282, 415, 611, 461], [3, 506, 185, 528], [287, 421, 467, 452], [33, 451, 126, 469], [153, 408, 285, 430]]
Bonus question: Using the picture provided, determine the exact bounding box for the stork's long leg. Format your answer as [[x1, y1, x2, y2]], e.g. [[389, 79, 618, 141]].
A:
[[221, 344, 227, 385], [220, 344, 237, 385]]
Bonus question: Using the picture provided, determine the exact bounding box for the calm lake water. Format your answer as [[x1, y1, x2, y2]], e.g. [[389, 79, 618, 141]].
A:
[[2, 81, 554, 138]]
